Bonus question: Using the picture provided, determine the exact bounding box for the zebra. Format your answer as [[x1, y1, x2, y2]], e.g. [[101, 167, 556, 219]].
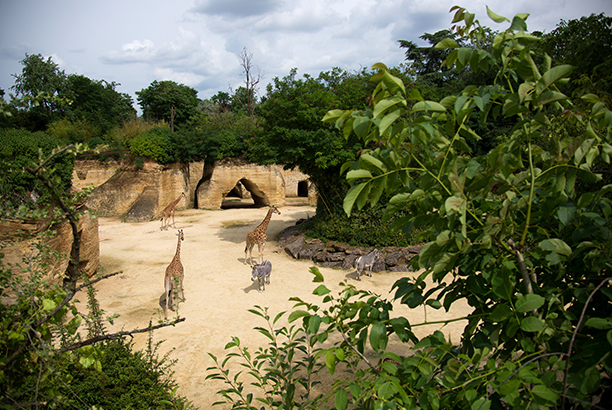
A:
[[354, 248, 382, 280], [251, 260, 272, 291]]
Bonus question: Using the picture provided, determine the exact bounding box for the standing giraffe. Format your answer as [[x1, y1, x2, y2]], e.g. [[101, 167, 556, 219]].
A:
[[245, 206, 281, 265], [161, 192, 186, 231], [163, 229, 185, 320]]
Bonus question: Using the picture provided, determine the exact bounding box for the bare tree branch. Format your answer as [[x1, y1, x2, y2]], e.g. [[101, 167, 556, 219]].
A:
[[55, 317, 186, 353]]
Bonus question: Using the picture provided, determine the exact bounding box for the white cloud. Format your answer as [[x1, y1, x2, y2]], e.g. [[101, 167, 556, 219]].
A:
[[1, 0, 611, 103]]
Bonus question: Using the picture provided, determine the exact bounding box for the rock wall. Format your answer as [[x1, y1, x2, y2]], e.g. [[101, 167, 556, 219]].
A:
[[74, 158, 313, 215], [84, 159, 203, 221], [196, 159, 286, 209], [0, 210, 100, 282]]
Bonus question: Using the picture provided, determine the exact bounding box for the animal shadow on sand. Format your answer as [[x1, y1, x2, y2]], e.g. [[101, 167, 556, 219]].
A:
[[216, 220, 288, 245]]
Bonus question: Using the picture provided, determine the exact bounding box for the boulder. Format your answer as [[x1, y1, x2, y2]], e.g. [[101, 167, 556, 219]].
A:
[[278, 225, 423, 273]]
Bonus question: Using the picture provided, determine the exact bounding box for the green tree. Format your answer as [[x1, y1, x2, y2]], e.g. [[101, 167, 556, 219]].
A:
[[539, 13, 612, 96], [64, 74, 136, 137], [247, 67, 374, 219], [10, 53, 70, 130], [136, 80, 199, 131]]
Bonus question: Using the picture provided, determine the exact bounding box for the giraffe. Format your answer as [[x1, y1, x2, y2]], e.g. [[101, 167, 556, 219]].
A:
[[161, 192, 186, 231], [245, 206, 281, 266], [163, 229, 185, 320]]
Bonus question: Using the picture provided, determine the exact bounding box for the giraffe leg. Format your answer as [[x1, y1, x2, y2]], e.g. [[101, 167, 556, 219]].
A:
[[259, 241, 266, 265], [164, 283, 171, 320], [178, 275, 185, 301]]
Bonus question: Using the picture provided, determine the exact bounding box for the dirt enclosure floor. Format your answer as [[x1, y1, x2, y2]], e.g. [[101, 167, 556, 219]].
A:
[[81, 200, 470, 408]]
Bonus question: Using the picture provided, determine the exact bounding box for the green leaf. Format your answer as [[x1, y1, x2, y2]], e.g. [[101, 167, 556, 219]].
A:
[[509, 15, 528, 32], [486, 6, 509, 23], [520, 316, 545, 332], [352, 116, 371, 139], [515, 294, 545, 313], [585, 317, 612, 329], [360, 153, 386, 173], [343, 182, 369, 216], [308, 314, 322, 334], [322, 109, 345, 123], [471, 397, 491, 410], [42, 299, 57, 312], [379, 109, 401, 136], [313, 284, 331, 296], [536, 65, 574, 95], [369, 322, 388, 351], [412, 101, 447, 113], [539, 238, 572, 264], [346, 169, 372, 180], [445, 195, 464, 212], [334, 389, 348, 410], [532, 384, 559, 402], [426, 299, 442, 309], [434, 38, 459, 49], [288, 310, 311, 323], [489, 304, 513, 322], [325, 349, 336, 375], [373, 95, 405, 119], [557, 203, 576, 226], [310, 266, 324, 282], [534, 91, 568, 107]]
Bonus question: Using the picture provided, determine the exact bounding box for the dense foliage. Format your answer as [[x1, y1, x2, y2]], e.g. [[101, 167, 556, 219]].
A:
[[136, 80, 199, 130], [0, 128, 74, 210], [539, 13, 612, 97], [5, 54, 135, 136], [210, 6, 612, 409]]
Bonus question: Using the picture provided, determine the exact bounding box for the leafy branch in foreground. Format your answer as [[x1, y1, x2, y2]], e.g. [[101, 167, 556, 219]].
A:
[[1, 144, 188, 408], [320, 5, 612, 409]]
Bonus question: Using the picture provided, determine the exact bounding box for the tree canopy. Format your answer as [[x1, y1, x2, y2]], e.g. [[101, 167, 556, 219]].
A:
[[136, 80, 199, 130]]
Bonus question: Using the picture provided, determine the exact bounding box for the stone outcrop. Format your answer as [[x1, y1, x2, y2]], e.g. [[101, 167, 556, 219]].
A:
[[279, 225, 422, 272], [196, 158, 313, 209], [73, 158, 313, 216], [0, 209, 100, 283], [84, 159, 203, 221]]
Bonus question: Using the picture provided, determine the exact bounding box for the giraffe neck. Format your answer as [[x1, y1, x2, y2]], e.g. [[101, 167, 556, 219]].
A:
[[173, 236, 182, 260], [256, 209, 274, 233], [171, 195, 183, 208]]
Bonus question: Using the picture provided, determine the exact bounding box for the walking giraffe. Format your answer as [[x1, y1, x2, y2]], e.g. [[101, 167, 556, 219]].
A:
[[245, 206, 281, 266], [161, 192, 186, 231], [163, 229, 185, 320]]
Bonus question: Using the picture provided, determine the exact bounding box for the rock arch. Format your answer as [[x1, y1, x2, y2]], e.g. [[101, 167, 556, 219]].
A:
[[196, 159, 286, 209]]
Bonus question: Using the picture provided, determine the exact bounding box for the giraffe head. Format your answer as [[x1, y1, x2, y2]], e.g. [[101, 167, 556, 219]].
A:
[[176, 229, 184, 241], [270, 205, 281, 215]]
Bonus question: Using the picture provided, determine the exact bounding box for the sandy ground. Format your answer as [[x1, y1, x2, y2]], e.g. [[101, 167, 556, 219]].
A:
[[80, 199, 470, 408]]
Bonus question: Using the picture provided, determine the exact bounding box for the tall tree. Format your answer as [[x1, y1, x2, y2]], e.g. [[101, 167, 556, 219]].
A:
[[65, 75, 136, 136], [136, 80, 199, 130], [10, 53, 69, 130], [539, 13, 612, 95]]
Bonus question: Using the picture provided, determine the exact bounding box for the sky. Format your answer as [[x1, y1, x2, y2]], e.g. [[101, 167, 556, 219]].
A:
[[1, 0, 611, 112]]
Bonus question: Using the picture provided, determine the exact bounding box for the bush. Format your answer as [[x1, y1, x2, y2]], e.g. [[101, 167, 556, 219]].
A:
[[128, 126, 173, 163], [56, 338, 192, 410], [305, 202, 417, 247]]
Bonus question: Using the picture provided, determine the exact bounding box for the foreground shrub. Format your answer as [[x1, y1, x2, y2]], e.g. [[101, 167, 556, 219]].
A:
[[56, 337, 193, 410]]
